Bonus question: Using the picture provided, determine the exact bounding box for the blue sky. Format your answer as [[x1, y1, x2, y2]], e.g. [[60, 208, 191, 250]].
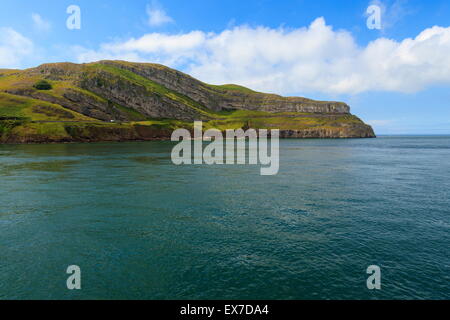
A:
[[1, 0, 450, 134]]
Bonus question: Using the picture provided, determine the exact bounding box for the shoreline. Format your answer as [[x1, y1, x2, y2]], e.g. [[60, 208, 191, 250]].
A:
[[0, 119, 376, 144], [0, 135, 376, 145]]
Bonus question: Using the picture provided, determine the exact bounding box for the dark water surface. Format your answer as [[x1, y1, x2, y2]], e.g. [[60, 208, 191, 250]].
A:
[[0, 136, 449, 299]]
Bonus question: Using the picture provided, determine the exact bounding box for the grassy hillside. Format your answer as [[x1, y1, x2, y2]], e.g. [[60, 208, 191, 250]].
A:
[[0, 60, 375, 143], [0, 92, 94, 121]]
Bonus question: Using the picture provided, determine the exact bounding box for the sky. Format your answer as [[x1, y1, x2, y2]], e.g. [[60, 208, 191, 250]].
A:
[[1, 0, 450, 134]]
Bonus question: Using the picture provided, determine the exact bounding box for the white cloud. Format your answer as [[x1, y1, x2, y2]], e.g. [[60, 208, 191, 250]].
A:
[[31, 13, 51, 32], [0, 28, 34, 68], [75, 17, 450, 95], [146, 1, 174, 27]]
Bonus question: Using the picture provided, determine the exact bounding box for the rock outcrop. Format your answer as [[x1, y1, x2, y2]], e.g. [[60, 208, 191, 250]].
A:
[[94, 61, 351, 114], [0, 60, 375, 143]]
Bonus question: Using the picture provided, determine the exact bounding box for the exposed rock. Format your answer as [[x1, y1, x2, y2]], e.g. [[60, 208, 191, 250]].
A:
[[98, 60, 350, 114], [78, 69, 204, 121], [0, 60, 376, 143]]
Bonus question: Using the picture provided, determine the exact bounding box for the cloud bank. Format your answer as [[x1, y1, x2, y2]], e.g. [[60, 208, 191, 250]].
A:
[[26, 17, 450, 95]]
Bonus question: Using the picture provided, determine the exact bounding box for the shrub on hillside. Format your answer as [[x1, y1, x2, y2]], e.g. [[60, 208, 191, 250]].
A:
[[33, 80, 52, 90]]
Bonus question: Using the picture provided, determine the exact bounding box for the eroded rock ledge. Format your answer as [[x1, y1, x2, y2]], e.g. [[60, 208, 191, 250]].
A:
[[0, 60, 375, 143]]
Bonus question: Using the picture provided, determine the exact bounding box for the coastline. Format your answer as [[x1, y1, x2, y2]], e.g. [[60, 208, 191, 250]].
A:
[[0, 122, 376, 144], [0, 61, 375, 144]]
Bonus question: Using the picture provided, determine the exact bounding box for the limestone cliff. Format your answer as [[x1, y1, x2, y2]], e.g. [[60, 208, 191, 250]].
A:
[[95, 61, 351, 114], [0, 60, 375, 143]]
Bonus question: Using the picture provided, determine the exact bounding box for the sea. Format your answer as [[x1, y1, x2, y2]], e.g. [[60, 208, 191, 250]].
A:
[[0, 136, 449, 299]]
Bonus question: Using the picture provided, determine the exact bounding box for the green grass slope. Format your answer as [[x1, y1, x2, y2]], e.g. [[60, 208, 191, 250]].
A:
[[0, 61, 375, 143]]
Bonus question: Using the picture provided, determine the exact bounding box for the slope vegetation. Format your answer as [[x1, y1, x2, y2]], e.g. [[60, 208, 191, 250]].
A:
[[0, 61, 375, 143]]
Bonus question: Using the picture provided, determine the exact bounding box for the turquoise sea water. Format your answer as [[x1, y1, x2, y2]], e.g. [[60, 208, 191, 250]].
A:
[[0, 136, 449, 300]]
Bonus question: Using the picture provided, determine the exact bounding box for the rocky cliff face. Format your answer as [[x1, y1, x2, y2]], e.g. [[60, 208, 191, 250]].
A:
[[78, 68, 204, 121], [25, 60, 353, 118], [0, 60, 375, 143], [96, 61, 351, 114]]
